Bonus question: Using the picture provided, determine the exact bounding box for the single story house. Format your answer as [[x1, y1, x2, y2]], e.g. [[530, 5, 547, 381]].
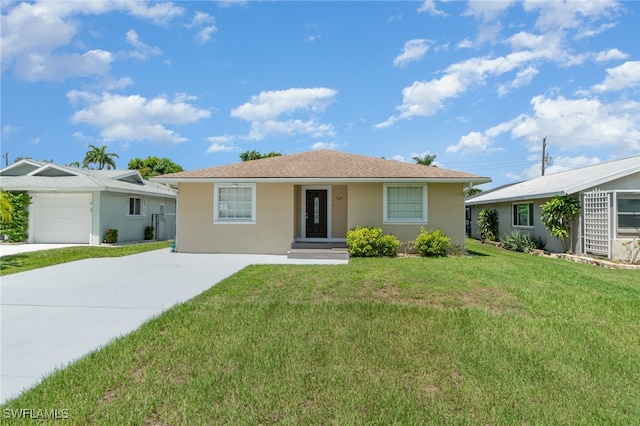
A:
[[0, 159, 177, 245], [153, 149, 490, 254], [465, 156, 640, 261]]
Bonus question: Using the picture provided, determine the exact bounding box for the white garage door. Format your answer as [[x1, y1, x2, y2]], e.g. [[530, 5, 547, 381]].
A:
[[33, 194, 92, 243]]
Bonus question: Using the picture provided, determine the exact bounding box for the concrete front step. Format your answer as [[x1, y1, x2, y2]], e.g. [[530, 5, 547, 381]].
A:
[[290, 241, 348, 250], [287, 248, 350, 261]]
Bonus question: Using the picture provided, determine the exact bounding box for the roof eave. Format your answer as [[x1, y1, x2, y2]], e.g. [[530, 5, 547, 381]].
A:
[[465, 191, 566, 205], [153, 176, 491, 184]]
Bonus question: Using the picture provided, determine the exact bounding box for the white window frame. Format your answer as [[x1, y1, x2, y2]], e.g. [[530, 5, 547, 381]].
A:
[[383, 184, 428, 224], [126, 196, 146, 218], [214, 183, 256, 224], [512, 202, 534, 228], [616, 194, 640, 235]]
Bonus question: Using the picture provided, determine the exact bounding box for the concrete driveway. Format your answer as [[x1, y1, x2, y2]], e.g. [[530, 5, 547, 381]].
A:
[[1, 248, 347, 403]]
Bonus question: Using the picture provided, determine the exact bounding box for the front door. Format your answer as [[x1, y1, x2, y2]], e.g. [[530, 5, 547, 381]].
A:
[[306, 190, 328, 238]]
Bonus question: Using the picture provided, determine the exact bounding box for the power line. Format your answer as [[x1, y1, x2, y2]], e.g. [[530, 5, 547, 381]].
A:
[[545, 134, 639, 146]]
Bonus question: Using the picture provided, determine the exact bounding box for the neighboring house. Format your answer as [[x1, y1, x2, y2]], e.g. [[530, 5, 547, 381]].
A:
[[466, 156, 640, 261], [0, 159, 177, 245], [153, 149, 490, 254]]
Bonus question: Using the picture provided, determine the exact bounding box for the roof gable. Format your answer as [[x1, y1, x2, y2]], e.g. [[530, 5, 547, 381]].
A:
[[466, 156, 640, 205], [155, 149, 490, 183], [0, 161, 176, 198], [28, 163, 82, 177], [0, 159, 45, 176]]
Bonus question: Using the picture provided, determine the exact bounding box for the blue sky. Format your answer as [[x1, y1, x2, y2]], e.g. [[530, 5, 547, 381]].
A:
[[1, 0, 639, 189]]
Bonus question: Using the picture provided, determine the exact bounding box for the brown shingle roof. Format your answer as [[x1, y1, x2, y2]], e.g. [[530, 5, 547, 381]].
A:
[[156, 150, 490, 182]]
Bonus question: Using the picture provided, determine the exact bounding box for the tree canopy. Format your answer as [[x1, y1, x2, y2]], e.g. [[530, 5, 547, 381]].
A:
[[413, 153, 437, 167], [127, 156, 184, 178], [83, 145, 119, 170], [541, 195, 581, 253], [1, 192, 13, 224], [239, 150, 282, 162]]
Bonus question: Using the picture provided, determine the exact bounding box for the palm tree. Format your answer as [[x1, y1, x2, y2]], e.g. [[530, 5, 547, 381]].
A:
[[413, 153, 437, 167], [82, 145, 119, 170]]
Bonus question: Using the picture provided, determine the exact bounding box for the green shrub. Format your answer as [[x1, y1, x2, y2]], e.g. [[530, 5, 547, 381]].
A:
[[346, 226, 400, 257], [501, 231, 546, 252], [103, 229, 118, 244], [0, 191, 31, 242], [144, 225, 155, 240], [414, 227, 451, 257], [477, 208, 499, 242]]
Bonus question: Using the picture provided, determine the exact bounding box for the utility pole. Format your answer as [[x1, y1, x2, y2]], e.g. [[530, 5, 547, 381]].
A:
[[3, 152, 8, 168], [541, 137, 547, 176], [541, 137, 552, 176]]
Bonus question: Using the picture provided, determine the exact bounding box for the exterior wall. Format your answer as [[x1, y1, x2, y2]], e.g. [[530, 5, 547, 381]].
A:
[[347, 182, 384, 228], [348, 182, 467, 248], [176, 182, 294, 254], [468, 199, 566, 253], [98, 192, 176, 244], [293, 186, 301, 239], [331, 185, 348, 238], [426, 183, 466, 246]]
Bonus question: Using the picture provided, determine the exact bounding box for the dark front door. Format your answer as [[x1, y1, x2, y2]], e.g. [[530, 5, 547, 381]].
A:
[[306, 190, 328, 238]]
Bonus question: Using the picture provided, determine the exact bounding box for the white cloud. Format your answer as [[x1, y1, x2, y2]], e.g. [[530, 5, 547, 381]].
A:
[[189, 12, 217, 44], [216, 1, 249, 8], [1, 1, 183, 80], [206, 142, 236, 154], [523, 0, 619, 32], [393, 39, 430, 67], [377, 49, 547, 127], [417, 0, 447, 17], [457, 38, 475, 49], [124, 29, 162, 60], [191, 11, 215, 26], [378, 1, 625, 130], [516, 155, 603, 181], [13, 49, 113, 81], [122, 1, 184, 25], [68, 91, 211, 146], [464, 1, 515, 22], [231, 88, 337, 121], [575, 22, 617, 40], [594, 48, 629, 62], [512, 95, 640, 153], [229, 88, 338, 140], [591, 61, 640, 92], [311, 142, 338, 150], [248, 119, 335, 141], [445, 116, 523, 155], [446, 131, 499, 155], [2, 124, 21, 138], [375, 73, 466, 128], [497, 66, 539, 97]]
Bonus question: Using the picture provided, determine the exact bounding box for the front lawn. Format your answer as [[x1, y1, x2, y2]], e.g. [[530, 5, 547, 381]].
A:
[[0, 241, 172, 276], [2, 240, 639, 424]]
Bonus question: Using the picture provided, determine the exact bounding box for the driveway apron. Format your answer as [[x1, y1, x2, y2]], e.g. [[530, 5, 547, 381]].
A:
[[1, 249, 346, 403]]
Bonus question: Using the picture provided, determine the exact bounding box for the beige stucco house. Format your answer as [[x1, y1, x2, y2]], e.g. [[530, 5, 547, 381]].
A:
[[154, 150, 490, 254]]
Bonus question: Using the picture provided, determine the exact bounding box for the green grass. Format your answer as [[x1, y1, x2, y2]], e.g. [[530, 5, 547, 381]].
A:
[[2, 240, 639, 424], [0, 241, 172, 276]]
